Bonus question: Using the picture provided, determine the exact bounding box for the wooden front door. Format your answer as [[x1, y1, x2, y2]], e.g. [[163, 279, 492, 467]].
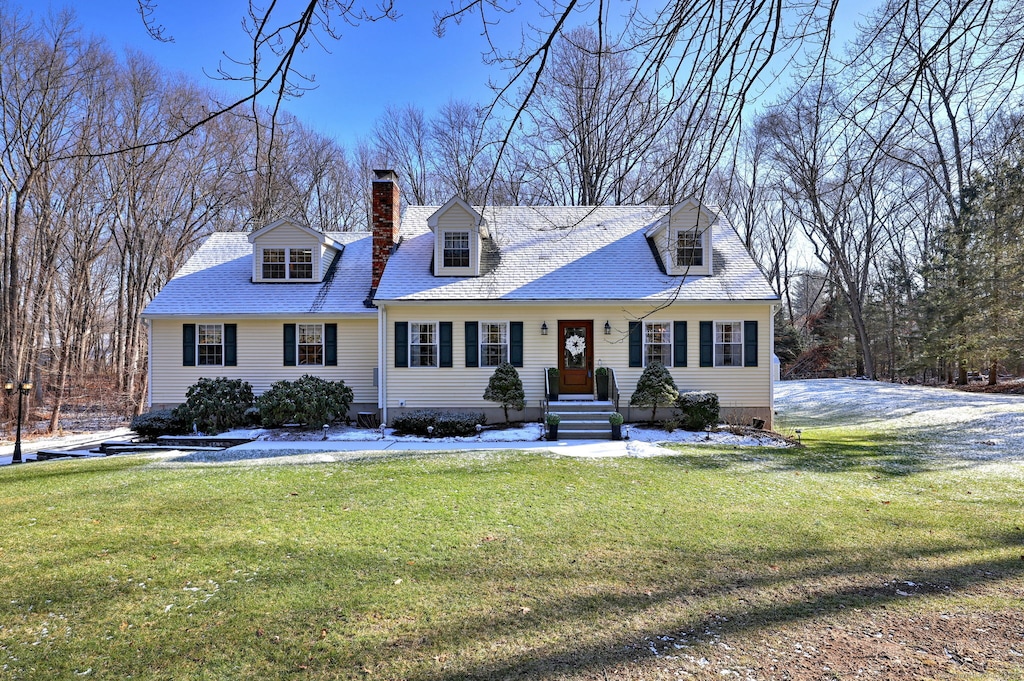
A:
[[558, 320, 593, 395]]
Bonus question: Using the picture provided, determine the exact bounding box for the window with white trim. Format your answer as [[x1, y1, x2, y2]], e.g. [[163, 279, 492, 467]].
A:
[[262, 248, 314, 280], [676, 230, 704, 268], [410, 322, 438, 367], [443, 231, 471, 268], [644, 322, 672, 367], [289, 248, 313, 279], [479, 322, 508, 367], [197, 324, 224, 366], [714, 321, 743, 367], [262, 248, 286, 279], [298, 323, 324, 365]]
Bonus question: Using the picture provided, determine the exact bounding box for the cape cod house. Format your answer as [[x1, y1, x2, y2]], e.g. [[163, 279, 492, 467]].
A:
[[143, 170, 780, 430]]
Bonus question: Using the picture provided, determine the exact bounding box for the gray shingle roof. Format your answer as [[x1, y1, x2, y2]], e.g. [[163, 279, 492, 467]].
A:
[[375, 205, 779, 302], [142, 231, 375, 317]]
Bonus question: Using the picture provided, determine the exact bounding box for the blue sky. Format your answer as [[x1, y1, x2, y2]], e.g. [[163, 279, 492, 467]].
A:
[[41, 1, 875, 149], [54, 0, 521, 147]]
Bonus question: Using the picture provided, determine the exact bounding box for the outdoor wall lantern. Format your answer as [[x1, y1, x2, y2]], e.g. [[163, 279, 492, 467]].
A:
[[4, 380, 33, 465], [540, 322, 548, 335], [604, 321, 612, 335]]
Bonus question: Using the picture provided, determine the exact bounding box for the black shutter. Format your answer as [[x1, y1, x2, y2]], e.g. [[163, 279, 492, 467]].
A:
[[325, 323, 337, 366], [628, 321, 642, 367], [394, 322, 408, 368], [699, 321, 713, 367], [465, 321, 478, 367], [224, 324, 237, 366], [510, 322, 524, 367], [744, 320, 758, 367], [439, 322, 453, 367], [673, 321, 687, 367], [283, 324, 296, 366], [182, 324, 196, 366]]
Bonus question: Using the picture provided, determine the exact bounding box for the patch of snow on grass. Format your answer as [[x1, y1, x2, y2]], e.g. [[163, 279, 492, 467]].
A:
[[776, 378, 1024, 462]]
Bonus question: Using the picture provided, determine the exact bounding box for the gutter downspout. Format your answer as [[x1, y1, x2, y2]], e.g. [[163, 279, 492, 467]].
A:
[[378, 303, 387, 426], [145, 318, 153, 410]]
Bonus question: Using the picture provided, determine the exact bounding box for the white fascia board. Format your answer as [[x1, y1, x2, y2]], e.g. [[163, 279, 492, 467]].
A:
[[371, 297, 779, 306], [141, 311, 377, 320]]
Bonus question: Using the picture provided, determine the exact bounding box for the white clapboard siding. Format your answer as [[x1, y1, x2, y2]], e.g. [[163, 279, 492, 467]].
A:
[[149, 317, 377, 406], [381, 302, 772, 413]]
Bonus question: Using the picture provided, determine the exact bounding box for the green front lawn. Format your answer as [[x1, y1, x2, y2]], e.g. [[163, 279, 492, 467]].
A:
[[1, 433, 1021, 679]]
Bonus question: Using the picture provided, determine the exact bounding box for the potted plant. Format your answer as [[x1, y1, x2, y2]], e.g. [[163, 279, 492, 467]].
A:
[[609, 412, 624, 440], [547, 367, 560, 402], [595, 366, 609, 401], [546, 412, 561, 440]]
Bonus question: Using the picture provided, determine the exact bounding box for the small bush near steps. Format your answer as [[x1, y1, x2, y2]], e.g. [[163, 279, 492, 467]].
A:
[[483, 361, 525, 423]]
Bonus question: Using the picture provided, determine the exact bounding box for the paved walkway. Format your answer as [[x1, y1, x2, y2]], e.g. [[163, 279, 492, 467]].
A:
[[2, 431, 671, 466]]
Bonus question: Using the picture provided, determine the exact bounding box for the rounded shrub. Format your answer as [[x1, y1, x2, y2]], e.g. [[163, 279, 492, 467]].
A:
[[256, 374, 354, 428], [130, 408, 188, 441], [675, 391, 720, 431], [173, 377, 254, 434]]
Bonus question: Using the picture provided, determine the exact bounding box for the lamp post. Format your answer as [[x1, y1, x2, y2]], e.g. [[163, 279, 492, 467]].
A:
[[4, 380, 32, 465]]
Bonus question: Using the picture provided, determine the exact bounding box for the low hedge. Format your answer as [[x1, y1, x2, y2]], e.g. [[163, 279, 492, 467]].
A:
[[391, 410, 487, 437]]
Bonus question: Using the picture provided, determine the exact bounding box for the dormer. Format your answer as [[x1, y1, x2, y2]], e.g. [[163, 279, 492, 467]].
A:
[[645, 198, 716, 277], [427, 196, 489, 277], [248, 218, 344, 283]]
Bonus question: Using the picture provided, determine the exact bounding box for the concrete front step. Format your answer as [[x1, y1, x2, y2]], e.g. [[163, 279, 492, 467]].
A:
[[549, 400, 614, 411], [556, 428, 617, 440]]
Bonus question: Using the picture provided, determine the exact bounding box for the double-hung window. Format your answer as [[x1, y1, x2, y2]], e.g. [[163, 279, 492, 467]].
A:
[[262, 248, 314, 280], [197, 324, 224, 366], [297, 323, 323, 365], [714, 321, 743, 367], [443, 231, 471, 268], [479, 322, 508, 367], [262, 248, 286, 279], [410, 322, 438, 367], [676, 230, 704, 268], [289, 249, 313, 278], [644, 322, 672, 367]]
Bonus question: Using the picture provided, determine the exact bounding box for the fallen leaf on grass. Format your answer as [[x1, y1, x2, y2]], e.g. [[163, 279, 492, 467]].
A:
[[520, 606, 531, 614]]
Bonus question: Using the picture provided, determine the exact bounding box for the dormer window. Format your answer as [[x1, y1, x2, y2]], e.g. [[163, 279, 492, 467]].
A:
[[261, 247, 314, 280], [645, 197, 716, 277], [289, 249, 313, 278], [428, 196, 487, 277], [443, 232, 471, 268], [262, 249, 285, 279], [675, 230, 704, 268]]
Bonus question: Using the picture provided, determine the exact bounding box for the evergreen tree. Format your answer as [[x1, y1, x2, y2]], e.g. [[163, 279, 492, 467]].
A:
[[483, 362, 525, 423], [629, 361, 679, 423]]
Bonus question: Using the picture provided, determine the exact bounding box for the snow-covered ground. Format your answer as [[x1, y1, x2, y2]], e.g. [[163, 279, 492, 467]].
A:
[[775, 378, 1024, 462], [6, 380, 1024, 465]]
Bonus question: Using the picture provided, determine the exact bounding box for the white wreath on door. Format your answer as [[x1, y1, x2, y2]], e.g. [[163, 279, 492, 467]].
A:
[[565, 334, 586, 357]]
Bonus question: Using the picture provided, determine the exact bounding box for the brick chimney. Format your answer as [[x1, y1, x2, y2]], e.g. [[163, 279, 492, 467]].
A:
[[371, 169, 400, 290]]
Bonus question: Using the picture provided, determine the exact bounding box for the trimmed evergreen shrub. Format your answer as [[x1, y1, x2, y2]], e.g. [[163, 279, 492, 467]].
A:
[[675, 391, 720, 431], [173, 377, 254, 434], [130, 409, 188, 441], [256, 375, 354, 428], [391, 410, 486, 437], [483, 361, 525, 423], [629, 361, 679, 422]]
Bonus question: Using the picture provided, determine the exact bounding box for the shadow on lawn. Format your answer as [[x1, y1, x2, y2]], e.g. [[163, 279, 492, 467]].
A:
[[657, 433, 930, 477], [394, 548, 1024, 681]]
